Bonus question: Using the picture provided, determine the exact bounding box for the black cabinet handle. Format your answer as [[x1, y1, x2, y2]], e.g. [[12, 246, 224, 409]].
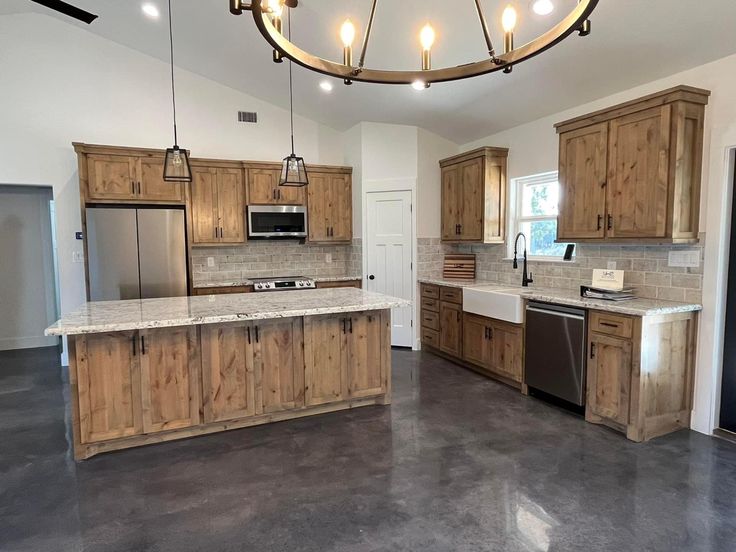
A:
[[137, 182, 141, 195], [600, 322, 619, 328], [597, 214, 603, 230], [255, 326, 260, 343], [342, 318, 347, 334], [607, 214, 613, 230], [247, 326, 251, 344], [349, 318, 353, 333], [141, 335, 146, 355], [484, 327, 489, 340], [368, 275, 375, 280], [132, 180, 136, 194], [590, 342, 596, 359], [488, 327, 493, 340], [131, 336, 137, 356]]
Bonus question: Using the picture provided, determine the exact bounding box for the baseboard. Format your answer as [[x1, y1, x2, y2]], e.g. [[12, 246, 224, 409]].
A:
[[0, 335, 59, 351]]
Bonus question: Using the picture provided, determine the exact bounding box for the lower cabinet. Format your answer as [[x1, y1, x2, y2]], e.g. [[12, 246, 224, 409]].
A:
[[303, 311, 388, 406], [462, 313, 524, 384], [439, 301, 463, 357], [139, 326, 201, 433], [587, 333, 632, 426], [421, 283, 463, 359], [255, 318, 305, 414]]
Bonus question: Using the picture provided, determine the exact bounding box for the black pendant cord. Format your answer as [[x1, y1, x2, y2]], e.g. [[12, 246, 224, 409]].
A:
[[288, 7, 295, 156], [168, 0, 178, 147]]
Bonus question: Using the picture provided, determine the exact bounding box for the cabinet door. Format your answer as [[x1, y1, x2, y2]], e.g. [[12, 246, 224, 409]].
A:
[[247, 168, 279, 204], [488, 322, 523, 383], [87, 155, 137, 201], [346, 312, 385, 398], [191, 168, 220, 244], [607, 105, 671, 238], [462, 313, 492, 369], [459, 158, 484, 241], [439, 301, 463, 358], [75, 331, 142, 443], [138, 157, 185, 202], [304, 314, 347, 406], [217, 168, 245, 243], [441, 165, 461, 240], [557, 123, 608, 239], [329, 174, 353, 241], [277, 178, 306, 205], [200, 323, 256, 423], [587, 334, 632, 425], [307, 172, 330, 241], [255, 318, 305, 414], [139, 326, 201, 433], [483, 155, 506, 242]]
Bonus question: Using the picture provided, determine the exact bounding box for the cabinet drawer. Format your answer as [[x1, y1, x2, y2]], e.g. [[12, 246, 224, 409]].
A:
[[590, 311, 634, 339], [421, 310, 439, 331], [421, 297, 439, 313], [421, 284, 440, 300], [439, 286, 463, 304], [421, 328, 440, 348]]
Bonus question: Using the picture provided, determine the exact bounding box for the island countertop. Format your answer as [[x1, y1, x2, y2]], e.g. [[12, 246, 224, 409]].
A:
[[46, 288, 410, 336]]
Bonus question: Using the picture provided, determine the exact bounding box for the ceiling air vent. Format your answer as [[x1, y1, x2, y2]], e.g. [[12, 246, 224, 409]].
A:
[[238, 111, 258, 123]]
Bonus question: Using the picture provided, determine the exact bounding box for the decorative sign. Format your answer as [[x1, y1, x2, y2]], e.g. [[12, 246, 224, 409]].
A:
[[591, 269, 625, 291]]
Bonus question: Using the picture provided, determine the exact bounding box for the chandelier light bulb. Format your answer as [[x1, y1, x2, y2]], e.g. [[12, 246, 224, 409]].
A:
[[411, 80, 428, 90], [267, 0, 283, 17], [531, 0, 554, 15], [420, 23, 435, 51], [340, 19, 356, 48], [502, 5, 518, 33]]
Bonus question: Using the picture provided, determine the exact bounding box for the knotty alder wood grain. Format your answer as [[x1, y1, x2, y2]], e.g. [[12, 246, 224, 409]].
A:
[[67, 310, 391, 460]]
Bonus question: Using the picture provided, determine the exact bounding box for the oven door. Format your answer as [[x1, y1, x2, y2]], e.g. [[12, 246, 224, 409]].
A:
[[247, 205, 308, 238]]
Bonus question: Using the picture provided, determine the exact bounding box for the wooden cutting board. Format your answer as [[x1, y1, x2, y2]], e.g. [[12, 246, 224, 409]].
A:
[[443, 254, 476, 280]]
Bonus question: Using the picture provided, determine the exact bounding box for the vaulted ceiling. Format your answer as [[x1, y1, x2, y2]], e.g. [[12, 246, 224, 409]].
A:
[[5, 0, 736, 143]]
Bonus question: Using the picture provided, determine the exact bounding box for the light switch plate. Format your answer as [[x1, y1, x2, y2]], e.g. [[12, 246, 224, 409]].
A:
[[207, 257, 215, 268], [607, 261, 617, 270], [668, 250, 700, 268], [325, 253, 332, 264], [72, 251, 84, 263]]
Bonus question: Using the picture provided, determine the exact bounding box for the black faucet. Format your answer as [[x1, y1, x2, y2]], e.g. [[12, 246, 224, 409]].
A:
[[513, 232, 533, 287]]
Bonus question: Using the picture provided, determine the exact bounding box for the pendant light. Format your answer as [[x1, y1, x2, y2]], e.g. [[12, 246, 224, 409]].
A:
[[279, 5, 309, 188], [163, 0, 192, 182]]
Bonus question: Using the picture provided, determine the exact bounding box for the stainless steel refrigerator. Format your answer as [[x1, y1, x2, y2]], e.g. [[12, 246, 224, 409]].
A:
[[86, 207, 188, 301]]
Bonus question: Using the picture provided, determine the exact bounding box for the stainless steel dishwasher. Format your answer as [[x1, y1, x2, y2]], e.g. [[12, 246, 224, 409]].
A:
[[525, 302, 587, 407]]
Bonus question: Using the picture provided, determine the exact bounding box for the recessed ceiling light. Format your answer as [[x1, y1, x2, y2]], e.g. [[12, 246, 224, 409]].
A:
[[319, 81, 334, 92], [142, 3, 160, 19], [411, 80, 428, 91], [531, 0, 554, 16]]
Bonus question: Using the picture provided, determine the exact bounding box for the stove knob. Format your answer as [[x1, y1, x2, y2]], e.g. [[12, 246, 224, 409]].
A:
[[298, 281, 304, 286]]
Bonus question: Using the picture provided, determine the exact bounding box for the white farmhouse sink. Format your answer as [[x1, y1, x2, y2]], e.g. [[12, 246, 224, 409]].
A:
[[463, 286, 525, 324]]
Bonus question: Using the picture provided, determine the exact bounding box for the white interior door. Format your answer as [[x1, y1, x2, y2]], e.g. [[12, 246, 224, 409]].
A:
[[366, 191, 413, 347]]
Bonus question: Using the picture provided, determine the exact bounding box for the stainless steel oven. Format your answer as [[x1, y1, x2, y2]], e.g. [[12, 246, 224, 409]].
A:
[[247, 205, 307, 239]]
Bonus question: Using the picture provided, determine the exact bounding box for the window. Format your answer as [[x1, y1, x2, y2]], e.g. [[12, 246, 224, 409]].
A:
[[510, 172, 572, 259]]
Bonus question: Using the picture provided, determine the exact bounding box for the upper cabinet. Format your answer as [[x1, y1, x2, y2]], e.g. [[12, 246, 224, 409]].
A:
[[190, 162, 245, 245], [79, 146, 185, 204], [246, 165, 305, 205], [555, 85, 709, 243], [307, 168, 353, 243], [439, 147, 508, 243]]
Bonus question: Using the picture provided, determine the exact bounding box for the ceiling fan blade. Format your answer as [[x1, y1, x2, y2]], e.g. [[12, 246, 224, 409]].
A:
[[31, 0, 98, 24]]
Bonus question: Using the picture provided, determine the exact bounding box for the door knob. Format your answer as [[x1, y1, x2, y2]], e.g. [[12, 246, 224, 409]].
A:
[[368, 275, 375, 280]]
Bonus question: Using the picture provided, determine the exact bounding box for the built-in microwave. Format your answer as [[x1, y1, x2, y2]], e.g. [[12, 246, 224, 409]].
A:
[[247, 205, 308, 239]]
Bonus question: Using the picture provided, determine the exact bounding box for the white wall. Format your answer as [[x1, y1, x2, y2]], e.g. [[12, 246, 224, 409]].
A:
[[0, 186, 58, 351], [0, 13, 344, 362], [461, 52, 736, 435], [417, 129, 459, 238]]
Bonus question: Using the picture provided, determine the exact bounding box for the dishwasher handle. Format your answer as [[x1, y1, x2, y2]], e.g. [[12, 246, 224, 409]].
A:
[[526, 306, 585, 321]]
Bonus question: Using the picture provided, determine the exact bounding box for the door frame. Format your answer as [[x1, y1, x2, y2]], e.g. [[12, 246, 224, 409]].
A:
[[361, 178, 418, 349]]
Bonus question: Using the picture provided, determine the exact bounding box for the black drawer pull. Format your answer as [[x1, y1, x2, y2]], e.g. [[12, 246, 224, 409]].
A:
[[600, 322, 619, 328], [590, 343, 596, 359]]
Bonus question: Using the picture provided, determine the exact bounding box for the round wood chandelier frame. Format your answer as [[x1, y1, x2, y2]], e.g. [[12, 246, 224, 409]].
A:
[[232, 0, 599, 85]]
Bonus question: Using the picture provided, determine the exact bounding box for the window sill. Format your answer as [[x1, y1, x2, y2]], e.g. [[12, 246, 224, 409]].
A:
[[502, 257, 579, 264]]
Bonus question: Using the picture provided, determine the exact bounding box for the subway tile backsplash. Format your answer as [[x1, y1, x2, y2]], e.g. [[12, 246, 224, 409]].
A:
[[418, 236, 704, 303], [191, 238, 362, 285]]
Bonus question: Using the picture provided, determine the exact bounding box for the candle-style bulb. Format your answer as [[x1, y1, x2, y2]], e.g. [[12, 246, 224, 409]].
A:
[[420, 23, 435, 51], [340, 19, 356, 47], [502, 5, 517, 33]]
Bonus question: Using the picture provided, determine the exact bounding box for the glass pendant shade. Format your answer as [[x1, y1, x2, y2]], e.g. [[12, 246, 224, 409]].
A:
[[280, 153, 309, 187], [163, 146, 192, 182]]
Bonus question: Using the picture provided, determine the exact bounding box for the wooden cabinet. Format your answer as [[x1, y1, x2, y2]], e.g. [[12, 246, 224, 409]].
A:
[[439, 301, 463, 357], [74, 331, 142, 444], [139, 326, 201, 433], [304, 311, 388, 406], [85, 153, 184, 203], [190, 166, 245, 245], [200, 322, 257, 423], [440, 147, 508, 243], [555, 85, 709, 243], [254, 318, 305, 413], [247, 167, 305, 205], [462, 313, 524, 384], [315, 279, 362, 289], [587, 333, 632, 425], [307, 170, 353, 243], [191, 285, 252, 296], [420, 283, 464, 359]]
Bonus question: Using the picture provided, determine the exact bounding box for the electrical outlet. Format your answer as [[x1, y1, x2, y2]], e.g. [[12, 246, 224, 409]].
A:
[[325, 253, 332, 264], [72, 251, 84, 263], [207, 257, 215, 268], [668, 250, 700, 268], [607, 261, 617, 270]]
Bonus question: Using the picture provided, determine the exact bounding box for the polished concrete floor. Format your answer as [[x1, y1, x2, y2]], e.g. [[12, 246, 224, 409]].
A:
[[2, 346, 736, 552]]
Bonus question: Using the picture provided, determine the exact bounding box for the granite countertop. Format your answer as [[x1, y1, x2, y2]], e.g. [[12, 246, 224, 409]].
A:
[[194, 275, 363, 289], [418, 277, 702, 316], [46, 288, 409, 336]]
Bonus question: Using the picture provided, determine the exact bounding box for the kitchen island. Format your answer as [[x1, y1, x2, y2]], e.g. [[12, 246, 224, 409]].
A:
[[46, 288, 409, 460]]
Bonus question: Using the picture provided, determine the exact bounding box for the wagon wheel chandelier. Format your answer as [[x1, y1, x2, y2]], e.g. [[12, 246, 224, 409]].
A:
[[229, 0, 599, 89]]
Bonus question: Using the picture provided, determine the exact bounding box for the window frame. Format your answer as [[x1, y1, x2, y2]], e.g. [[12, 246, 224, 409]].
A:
[[507, 171, 573, 261]]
